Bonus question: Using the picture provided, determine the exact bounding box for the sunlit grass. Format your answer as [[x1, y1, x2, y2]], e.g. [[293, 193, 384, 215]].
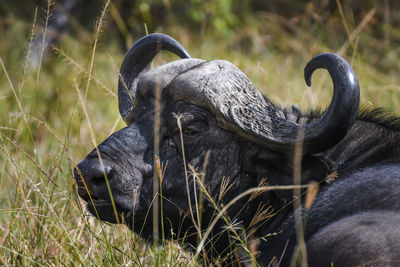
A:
[[1, 1, 400, 266]]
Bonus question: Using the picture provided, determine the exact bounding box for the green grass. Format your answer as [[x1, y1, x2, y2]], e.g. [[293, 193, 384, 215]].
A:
[[1, 2, 400, 266]]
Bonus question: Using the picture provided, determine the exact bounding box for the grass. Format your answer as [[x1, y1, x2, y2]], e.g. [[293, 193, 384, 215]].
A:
[[1, 1, 400, 266]]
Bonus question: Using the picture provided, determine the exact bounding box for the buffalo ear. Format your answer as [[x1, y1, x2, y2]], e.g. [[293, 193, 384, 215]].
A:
[[243, 145, 330, 184], [242, 146, 330, 204], [242, 148, 294, 185], [300, 155, 334, 184], [241, 147, 294, 209]]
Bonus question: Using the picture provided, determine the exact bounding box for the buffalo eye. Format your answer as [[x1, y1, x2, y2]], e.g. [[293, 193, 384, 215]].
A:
[[183, 127, 198, 137]]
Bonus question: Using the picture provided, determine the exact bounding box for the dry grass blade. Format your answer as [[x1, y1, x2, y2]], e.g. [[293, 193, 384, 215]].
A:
[[248, 203, 274, 229], [325, 171, 339, 184], [305, 181, 319, 211], [31, 0, 52, 116], [218, 177, 234, 202], [155, 156, 168, 183], [52, 46, 116, 98], [188, 163, 210, 265], [74, 79, 120, 224], [0, 57, 28, 125], [191, 165, 254, 263], [153, 60, 162, 245], [249, 178, 268, 202], [22, 114, 75, 164], [337, 8, 376, 55], [336, 0, 354, 49], [19, 7, 38, 93], [174, 113, 201, 242], [258, 11, 328, 51], [0, 132, 57, 187], [192, 184, 308, 264], [291, 126, 307, 267], [84, 0, 111, 102], [198, 150, 210, 226]]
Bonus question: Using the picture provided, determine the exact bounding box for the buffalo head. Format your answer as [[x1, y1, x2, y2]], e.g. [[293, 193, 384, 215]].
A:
[[74, 33, 359, 258]]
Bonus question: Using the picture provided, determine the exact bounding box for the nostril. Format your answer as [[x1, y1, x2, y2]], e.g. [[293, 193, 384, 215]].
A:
[[91, 166, 112, 186], [74, 160, 113, 198]]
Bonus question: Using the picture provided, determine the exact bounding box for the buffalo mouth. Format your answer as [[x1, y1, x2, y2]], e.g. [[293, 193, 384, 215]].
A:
[[75, 182, 133, 225], [85, 199, 130, 224], [77, 187, 152, 237], [80, 193, 133, 224]]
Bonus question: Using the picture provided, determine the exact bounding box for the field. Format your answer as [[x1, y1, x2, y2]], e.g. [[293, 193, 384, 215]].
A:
[[1, 1, 400, 266]]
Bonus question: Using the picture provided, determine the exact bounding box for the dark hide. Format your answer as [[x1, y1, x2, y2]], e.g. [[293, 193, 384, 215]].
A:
[[74, 35, 400, 266], [76, 100, 258, 253], [259, 164, 400, 266]]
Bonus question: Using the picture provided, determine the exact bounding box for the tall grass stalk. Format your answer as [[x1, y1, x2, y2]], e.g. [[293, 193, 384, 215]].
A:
[[153, 43, 161, 246], [291, 127, 307, 267]]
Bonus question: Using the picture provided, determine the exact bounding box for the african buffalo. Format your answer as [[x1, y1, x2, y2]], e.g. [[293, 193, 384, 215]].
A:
[[74, 33, 400, 266]]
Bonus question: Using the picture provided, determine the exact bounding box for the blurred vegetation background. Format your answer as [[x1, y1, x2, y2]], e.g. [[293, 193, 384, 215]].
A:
[[1, 0, 400, 265]]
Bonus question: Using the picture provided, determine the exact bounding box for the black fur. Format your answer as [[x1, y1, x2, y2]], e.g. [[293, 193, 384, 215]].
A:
[[74, 76, 400, 266]]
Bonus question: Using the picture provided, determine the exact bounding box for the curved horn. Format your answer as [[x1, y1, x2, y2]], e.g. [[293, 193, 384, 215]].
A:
[[118, 33, 191, 124], [300, 53, 360, 153], [168, 53, 359, 154]]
